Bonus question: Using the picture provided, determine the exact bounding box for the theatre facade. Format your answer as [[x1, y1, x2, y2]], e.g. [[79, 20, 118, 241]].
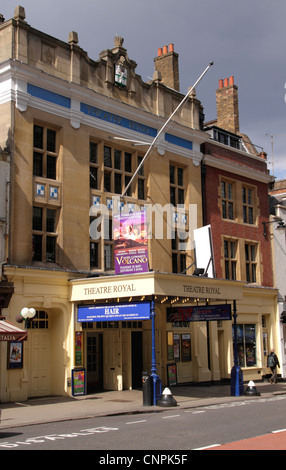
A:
[[0, 7, 278, 402]]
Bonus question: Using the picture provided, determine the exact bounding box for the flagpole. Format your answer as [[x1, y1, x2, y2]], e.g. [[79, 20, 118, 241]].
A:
[[121, 61, 214, 199]]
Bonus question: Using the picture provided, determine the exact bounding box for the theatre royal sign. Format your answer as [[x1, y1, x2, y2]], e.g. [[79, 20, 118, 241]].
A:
[[70, 272, 243, 302]]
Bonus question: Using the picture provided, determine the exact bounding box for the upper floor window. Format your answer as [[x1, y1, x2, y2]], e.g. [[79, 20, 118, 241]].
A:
[[170, 165, 185, 206], [224, 239, 237, 280], [33, 125, 57, 180], [221, 181, 234, 220], [245, 242, 257, 283], [242, 186, 254, 224], [90, 142, 99, 190], [32, 206, 58, 263]]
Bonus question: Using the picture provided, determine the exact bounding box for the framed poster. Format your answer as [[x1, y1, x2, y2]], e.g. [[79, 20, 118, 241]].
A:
[[167, 363, 177, 386], [181, 334, 192, 362], [75, 331, 83, 366], [167, 332, 174, 361], [71, 368, 86, 396], [174, 334, 180, 362], [7, 341, 23, 369]]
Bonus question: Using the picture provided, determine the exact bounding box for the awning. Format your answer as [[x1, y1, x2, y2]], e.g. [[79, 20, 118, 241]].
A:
[[0, 320, 27, 341]]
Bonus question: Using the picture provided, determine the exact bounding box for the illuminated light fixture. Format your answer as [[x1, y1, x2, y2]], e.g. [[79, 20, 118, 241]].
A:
[[16, 307, 36, 327]]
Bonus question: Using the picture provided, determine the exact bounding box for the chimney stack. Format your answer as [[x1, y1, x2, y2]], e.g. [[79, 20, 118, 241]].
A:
[[216, 76, 239, 135], [154, 43, 180, 92]]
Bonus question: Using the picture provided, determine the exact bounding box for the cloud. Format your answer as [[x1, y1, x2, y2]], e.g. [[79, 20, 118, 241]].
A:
[[2, 0, 286, 178]]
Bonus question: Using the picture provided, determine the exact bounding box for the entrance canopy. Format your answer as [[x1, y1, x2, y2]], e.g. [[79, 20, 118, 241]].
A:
[[0, 319, 27, 341], [70, 271, 244, 303]]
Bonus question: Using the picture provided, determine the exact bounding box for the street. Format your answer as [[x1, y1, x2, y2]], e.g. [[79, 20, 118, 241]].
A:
[[0, 394, 286, 452]]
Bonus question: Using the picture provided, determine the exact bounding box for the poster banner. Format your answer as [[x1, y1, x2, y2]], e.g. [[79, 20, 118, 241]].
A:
[[71, 368, 86, 396], [167, 304, 232, 323], [113, 210, 149, 275], [78, 302, 151, 322]]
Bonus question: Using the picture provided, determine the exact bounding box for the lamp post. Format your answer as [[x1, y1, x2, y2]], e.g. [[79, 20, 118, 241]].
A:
[[231, 300, 244, 396], [150, 297, 161, 405]]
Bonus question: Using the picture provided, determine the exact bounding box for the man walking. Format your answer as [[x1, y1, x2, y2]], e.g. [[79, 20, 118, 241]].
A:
[[267, 349, 280, 384]]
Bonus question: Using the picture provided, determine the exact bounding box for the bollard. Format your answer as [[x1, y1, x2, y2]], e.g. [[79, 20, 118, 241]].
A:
[[142, 371, 153, 406], [244, 380, 260, 396], [157, 387, 177, 407]]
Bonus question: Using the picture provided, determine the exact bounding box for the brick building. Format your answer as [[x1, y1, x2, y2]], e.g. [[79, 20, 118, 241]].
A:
[[202, 77, 277, 380]]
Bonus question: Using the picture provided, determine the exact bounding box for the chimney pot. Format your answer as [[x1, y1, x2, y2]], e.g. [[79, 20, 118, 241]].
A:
[[168, 43, 174, 52], [229, 76, 234, 86], [157, 47, 163, 56], [163, 45, 168, 54], [224, 78, 229, 87], [219, 79, 223, 89]]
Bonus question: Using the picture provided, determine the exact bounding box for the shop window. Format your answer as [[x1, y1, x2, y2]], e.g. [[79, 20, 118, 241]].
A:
[[233, 324, 257, 367]]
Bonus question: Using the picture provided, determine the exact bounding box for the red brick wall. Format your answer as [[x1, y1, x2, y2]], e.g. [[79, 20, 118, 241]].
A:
[[203, 164, 273, 287]]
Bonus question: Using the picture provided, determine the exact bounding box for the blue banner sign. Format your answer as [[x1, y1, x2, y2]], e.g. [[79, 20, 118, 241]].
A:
[[78, 302, 151, 322], [167, 304, 232, 323]]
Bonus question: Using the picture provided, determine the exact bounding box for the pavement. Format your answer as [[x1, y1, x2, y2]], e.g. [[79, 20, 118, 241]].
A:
[[1, 380, 286, 430]]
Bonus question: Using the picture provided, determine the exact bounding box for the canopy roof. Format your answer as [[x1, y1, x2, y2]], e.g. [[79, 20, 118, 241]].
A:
[[0, 319, 27, 341]]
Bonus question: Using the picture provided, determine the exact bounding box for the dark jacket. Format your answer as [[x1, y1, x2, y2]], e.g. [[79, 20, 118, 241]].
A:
[[267, 352, 280, 368]]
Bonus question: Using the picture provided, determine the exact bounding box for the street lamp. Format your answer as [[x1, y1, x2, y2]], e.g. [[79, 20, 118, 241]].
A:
[[16, 307, 36, 327], [262, 219, 286, 239]]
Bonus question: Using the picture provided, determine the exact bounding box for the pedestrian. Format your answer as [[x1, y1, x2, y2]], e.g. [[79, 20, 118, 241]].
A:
[[267, 349, 280, 384]]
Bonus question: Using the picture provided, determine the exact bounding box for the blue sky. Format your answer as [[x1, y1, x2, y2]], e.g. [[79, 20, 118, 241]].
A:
[[2, 0, 286, 179]]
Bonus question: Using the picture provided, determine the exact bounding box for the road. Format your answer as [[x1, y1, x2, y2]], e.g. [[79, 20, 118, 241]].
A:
[[0, 395, 286, 452]]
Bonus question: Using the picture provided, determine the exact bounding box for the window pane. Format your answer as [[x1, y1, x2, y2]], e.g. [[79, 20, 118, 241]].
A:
[[104, 146, 112, 167], [170, 187, 176, 206], [46, 209, 56, 232], [33, 152, 43, 176], [124, 152, 132, 172], [90, 242, 99, 268], [47, 129, 56, 152], [104, 171, 111, 192], [46, 236, 56, 262], [114, 150, 121, 170], [137, 156, 144, 176], [34, 125, 43, 149], [138, 179, 144, 199], [32, 234, 42, 261], [221, 181, 226, 198], [90, 166, 98, 189], [104, 244, 113, 269], [90, 142, 97, 163], [177, 167, 183, 186], [47, 155, 56, 179], [114, 173, 122, 194], [178, 188, 184, 205], [170, 165, 175, 184], [228, 202, 234, 220], [33, 207, 42, 231], [125, 175, 132, 196]]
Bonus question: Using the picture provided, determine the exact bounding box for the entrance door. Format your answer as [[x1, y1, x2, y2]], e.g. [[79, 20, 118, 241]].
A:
[[132, 331, 143, 389], [86, 333, 103, 393], [28, 330, 51, 397]]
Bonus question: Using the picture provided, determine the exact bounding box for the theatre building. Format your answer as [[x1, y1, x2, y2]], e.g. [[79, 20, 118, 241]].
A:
[[0, 7, 278, 402]]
